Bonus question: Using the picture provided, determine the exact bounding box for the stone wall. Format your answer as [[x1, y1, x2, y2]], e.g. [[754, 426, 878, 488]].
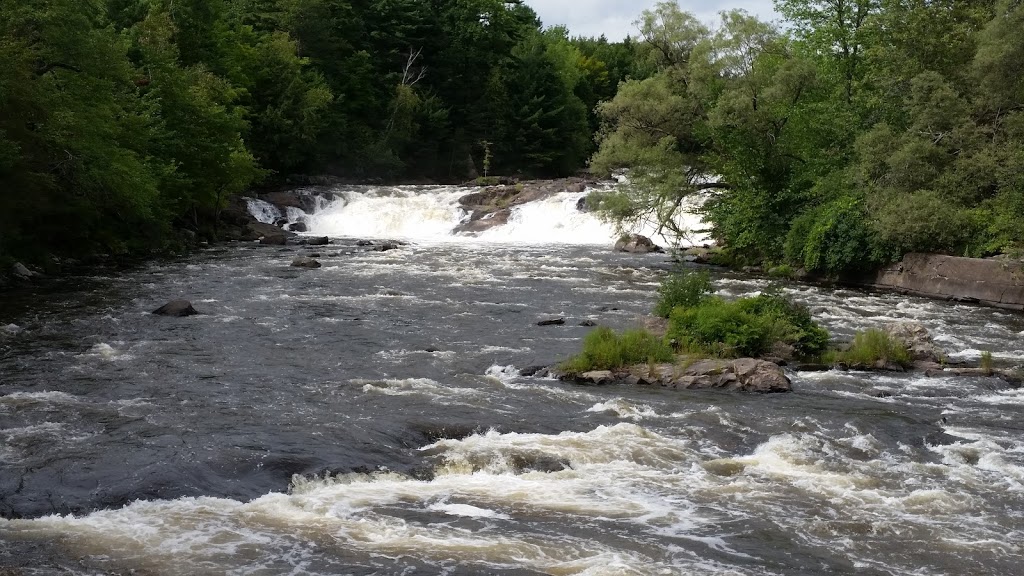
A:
[[864, 253, 1024, 310]]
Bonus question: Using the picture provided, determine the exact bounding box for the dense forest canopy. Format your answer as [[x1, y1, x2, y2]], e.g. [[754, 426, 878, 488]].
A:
[[0, 0, 1021, 275]]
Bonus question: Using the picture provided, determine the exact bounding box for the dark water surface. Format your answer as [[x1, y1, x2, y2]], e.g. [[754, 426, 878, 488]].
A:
[[2, 240, 1023, 575]]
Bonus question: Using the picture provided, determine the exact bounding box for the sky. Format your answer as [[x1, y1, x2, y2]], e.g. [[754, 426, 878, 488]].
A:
[[522, 0, 779, 40]]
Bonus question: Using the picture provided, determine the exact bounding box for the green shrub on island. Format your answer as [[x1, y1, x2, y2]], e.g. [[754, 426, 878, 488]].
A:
[[560, 327, 674, 373], [667, 298, 772, 357], [654, 270, 713, 318], [657, 269, 830, 359], [832, 329, 912, 368], [735, 292, 831, 357]]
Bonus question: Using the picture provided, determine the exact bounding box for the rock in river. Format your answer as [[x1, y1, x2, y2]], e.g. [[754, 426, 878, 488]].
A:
[[614, 234, 663, 254], [561, 358, 792, 393], [153, 300, 200, 317], [537, 318, 566, 326], [291, 256, 322, 269]]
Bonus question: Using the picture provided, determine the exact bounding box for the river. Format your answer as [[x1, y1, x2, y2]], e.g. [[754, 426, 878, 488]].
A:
[[1, 185, 1023, 575]]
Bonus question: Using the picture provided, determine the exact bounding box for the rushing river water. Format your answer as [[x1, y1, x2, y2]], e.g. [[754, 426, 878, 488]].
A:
[[2, 186, 1024, 575]]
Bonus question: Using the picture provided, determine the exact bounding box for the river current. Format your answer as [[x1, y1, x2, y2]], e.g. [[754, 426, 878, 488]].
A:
[[2, 186, 1023, 575]]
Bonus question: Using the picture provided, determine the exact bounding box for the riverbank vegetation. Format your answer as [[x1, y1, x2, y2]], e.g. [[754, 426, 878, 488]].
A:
[[0, 0, 632, 262], [589, 0, 1024, 275], [4, 0, 1021, 274]]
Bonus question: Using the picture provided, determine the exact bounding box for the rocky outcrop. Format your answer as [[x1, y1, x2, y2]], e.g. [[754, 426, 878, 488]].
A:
[[10, 262, 37, 280], [865, 253, 1024, 310], [614, 234, 663, 254], [562, 358, 791, 393], [454, 177, 598, 236], [453, 209, 512, 235], [153, 300, 200, 317], [245, 222, 294, 245], [885, 322, 947, 363], [259, 190, 337, 214]]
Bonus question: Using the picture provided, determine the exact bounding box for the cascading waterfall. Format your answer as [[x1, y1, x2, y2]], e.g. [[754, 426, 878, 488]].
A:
[[244, 198, 283, 225], [267, 184, 711, 247]]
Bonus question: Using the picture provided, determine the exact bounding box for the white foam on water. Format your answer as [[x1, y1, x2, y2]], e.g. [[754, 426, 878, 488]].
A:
[[427, 501, 511, 520], [77, 342, 133, 362], [244, 197, 282, 224], [587, 399, 660, 421], [303, 185, 706, 248], [353, 377, 482, 400], [308, 187, 468, 240], [1, 424, 744, 575], [0, 391, 81, 407]]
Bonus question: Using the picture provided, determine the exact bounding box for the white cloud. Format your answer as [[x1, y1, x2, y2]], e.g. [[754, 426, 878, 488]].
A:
[[522, 0, 780, 40]]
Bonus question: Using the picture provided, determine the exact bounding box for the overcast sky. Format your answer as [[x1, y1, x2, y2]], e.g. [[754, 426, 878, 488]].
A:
[[522, 0, 779, 40]]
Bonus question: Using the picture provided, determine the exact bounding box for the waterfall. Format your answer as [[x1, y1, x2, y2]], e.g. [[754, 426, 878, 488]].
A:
[[303, 185, 709, 247], [244, 198, 283, 224]]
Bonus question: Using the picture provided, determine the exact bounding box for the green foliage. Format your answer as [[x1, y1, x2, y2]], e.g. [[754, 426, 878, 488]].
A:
[[735, 291, 830, 356], [654, 270, 712, 317], [784, 197, 880, 275], [836, 329, 912, 368], [980, 350, 994, 375], [560, 327, 674, 372], [591, 0, 1024, 274], [1, 0, 630, 263], [665, 290, 830, 358]]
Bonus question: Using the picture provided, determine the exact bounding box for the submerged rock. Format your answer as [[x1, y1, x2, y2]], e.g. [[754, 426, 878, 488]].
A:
[[537, 318, 566, 326], [153, 300, 199, 317], [291, 256, 322, 269], [614, 234, 662, 254], [302, 236, 330, 246]]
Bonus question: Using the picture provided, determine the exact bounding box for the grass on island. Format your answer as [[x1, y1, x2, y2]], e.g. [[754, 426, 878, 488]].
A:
[[980, 350, 994, 375], [827, 329, 912, 368], [560, 327, 673, 373]]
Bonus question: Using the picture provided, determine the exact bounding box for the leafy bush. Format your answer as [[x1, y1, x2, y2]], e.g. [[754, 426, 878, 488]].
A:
[[560, 327, 674, 372], [735, 291, 831, 356], [664, 289, 830, 359], [667, 297, 771, 357], [654, 269, 712, 317], [837, 329, 912, 368], [784, 197, 881, 276]]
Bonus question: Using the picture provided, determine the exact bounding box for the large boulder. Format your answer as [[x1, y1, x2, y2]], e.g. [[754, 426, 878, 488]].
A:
[[453, 208, 512, 235], [885, 322, 947, 363], [10, 262, 36, 280], [153, 300, 200, 317], [614, 234, 663, 254], [245, 222, 293, 245]]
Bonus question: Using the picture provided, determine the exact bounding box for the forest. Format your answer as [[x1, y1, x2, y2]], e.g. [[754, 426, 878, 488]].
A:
[[1, 0, 1022, 276]]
